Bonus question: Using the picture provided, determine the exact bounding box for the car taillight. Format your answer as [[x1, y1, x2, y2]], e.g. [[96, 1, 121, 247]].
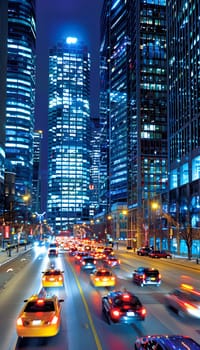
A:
[[142, 274, 146, 280], [159, 273, 161, 279], [95, 277, 100, 281], [111, 308, 120, 319], [58, 276, 63, 281], [118, 260, 120, 264], [111, 277, 115, 281], [17, 317, 23, 326], [50, 315, 58, 325], [140, 307, 146, 316]]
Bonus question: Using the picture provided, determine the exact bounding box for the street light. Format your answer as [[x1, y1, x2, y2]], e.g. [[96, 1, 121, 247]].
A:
[[151, 201, 160, 249]]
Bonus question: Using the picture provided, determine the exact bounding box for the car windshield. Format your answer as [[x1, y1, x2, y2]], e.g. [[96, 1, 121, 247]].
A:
[[96, 270, 111, 276], [44, 270, 61, 276], [24, 301, 55, 312], [145, 270, 159, 277], [114, 295, 140, 307], [84, 258, 94, 263]]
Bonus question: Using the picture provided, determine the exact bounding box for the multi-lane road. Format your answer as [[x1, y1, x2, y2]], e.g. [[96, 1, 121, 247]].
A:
[[0, 245, 200, 350]]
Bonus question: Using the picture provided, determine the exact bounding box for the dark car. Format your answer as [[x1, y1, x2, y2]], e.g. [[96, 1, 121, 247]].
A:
[[137, 247, 152, 256], [103, 256, 121, 268], [133, 267, 161, 287], [74, 251, 89, 264], [102, 290, 146, 325], [48, 243, 58, 257], [148, 250, 172, 258], [80, 256, 97, 271], [134, 335, 200, 350]]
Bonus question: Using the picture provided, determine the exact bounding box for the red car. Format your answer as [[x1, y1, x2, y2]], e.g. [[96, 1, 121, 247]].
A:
[[148, 250, 172, 258]]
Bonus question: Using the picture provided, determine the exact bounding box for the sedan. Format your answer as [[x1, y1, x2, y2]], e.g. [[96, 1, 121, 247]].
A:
[[165, 283, 200, 318], [103, 256, 121, 268], [80, 256, 97, 271], [148, 250, 172, 258], [134, 335, 200, 350], [16, 293, 64, 337], [137, 247, 152, 256], [102, 290, 146, 324], [133, 267, 161, 287], [90, 268, 116, 288], [42, 268, 64, 287]]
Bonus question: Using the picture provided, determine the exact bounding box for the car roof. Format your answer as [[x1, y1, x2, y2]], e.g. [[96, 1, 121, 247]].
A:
[[144, 335, 200, 349]]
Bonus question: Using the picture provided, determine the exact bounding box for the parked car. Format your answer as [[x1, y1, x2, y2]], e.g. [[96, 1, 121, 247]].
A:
[[148, 250, 172, 258], [133, 267, 161, 287], [134, 335, 200, 350], [137, 247, 152, 256]]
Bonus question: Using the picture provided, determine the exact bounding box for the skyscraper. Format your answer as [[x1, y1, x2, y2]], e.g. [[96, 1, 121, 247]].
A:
[[0, 0, 8, 217], [5, 0, 36, 218], [47, 37, 91, 234], [99, 0, 168, 245], [167, 1, 200, 241]]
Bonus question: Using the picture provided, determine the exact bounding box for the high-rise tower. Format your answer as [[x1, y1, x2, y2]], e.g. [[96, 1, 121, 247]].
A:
[[99, 0, 168, 245], [47, 37, 91, 234], [167, 1, 200, 237], [5, 0, 36, 218]]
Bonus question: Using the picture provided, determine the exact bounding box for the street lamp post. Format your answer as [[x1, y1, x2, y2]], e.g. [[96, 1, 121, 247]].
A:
[[151, 201, 160, 249]]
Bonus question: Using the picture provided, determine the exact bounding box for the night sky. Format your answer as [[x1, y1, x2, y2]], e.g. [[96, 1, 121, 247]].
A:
[[35, 0, 103, 209]]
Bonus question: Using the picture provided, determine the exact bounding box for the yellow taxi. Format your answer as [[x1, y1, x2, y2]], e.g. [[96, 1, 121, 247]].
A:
[[16, 293, 64, 337], [42, 269, 64, 287], [90, 268, 116, 288]]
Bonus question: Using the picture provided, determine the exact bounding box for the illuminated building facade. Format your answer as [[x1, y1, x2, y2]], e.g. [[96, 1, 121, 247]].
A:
[[167, 1, 200, 243], [32, 130, 43, 213], [5, 0, 36, 217], [47, 37, 91, 233], [0, 0, 8, 217], [99, 0, 167, 245]]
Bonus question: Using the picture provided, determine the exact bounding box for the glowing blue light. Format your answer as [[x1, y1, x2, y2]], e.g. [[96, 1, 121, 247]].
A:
[[66, 37, 78, 44]]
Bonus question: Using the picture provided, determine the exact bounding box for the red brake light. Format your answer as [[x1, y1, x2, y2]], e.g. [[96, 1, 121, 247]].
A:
[[140, 307, 147, 316], [37, 299, 45, 305], [111, 308, 120, 318], [159, 273, 161, 279], [122, 294, 130, 300]]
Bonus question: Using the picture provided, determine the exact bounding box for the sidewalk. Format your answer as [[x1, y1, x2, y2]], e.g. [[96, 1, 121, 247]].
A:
[[0, 244, 31, 266]]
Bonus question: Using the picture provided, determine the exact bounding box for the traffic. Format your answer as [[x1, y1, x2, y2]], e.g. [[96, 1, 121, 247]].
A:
[[0, 237, 200, 350]]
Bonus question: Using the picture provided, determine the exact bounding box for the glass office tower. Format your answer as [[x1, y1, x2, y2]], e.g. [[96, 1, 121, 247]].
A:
[[167, 1, 200, 242], [5, 0, 36, 218], [47, 38, 91, 234], [100, 0, 167, 246], [0, 0, 8, 217]]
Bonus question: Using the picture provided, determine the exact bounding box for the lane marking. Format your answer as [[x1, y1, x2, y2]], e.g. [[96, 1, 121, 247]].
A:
[[69, 263, 103, 350]]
